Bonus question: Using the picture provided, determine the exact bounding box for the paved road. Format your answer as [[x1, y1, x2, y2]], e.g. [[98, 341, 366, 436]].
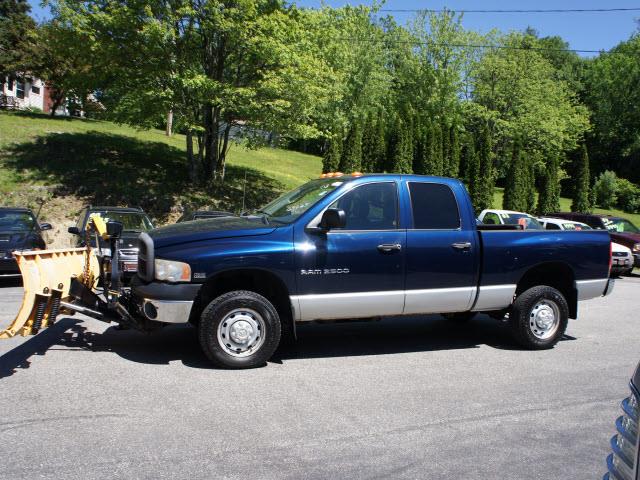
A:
[[0, 276, 638, 479]]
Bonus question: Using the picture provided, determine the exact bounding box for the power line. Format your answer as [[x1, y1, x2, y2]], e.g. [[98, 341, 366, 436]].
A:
[[337, 37, 627, 55], [378, 7, 640, 14]]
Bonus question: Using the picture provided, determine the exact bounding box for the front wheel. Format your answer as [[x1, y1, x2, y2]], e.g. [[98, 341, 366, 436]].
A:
[[509, 285, 568, 349], [198, 290, 281, 369]]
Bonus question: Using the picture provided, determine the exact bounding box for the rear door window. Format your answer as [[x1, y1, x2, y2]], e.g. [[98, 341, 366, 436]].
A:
[[408, 182, 460, 229]]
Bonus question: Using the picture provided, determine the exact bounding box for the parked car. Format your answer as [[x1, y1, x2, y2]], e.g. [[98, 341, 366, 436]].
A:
[[551, 213, 640, 269], [538, 217, 592, 231], [612, 243, 634, 277], [68, 206, 153, 279], [0, 207, 51, 278], [603, 361, 639, 480], [177, 210, 234, 222], [478, 209, 544, 230]]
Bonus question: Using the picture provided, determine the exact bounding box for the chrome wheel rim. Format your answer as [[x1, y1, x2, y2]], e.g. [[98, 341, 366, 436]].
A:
[[217, 308, 266, 357], [529, 299, 560, 340]]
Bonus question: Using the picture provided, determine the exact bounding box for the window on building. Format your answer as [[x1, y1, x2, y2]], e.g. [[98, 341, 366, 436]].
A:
[[328, 182, 398, 230], [16, 80, 25, 99], [7, 77, 14, 91], [31, 85, 40, 95], [409, 182, 461, 229]]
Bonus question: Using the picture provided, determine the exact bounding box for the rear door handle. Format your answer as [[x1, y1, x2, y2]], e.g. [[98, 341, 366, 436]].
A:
[[451, 241, 472, 251], [377, 243, 402, 253]]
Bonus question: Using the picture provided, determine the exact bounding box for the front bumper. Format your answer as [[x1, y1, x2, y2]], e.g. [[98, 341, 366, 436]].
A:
[[0, 257, 20, 277], [612, 256, 634, 273], [131, 277, 200, 324], [603, 367, 640, 480]]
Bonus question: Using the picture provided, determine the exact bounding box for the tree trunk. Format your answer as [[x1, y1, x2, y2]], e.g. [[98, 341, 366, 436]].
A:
[[215, 123, 232, 181], [186, 130, 197, 182], [166, 110, 174, 136], [50, 90, 64, 117]]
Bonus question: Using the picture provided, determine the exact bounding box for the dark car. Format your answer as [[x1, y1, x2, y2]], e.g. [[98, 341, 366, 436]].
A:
[[603, 361, 639, 479], [551, 213, 640, 268], [177, 210, 234, 222], [68, 206, 153, 278], [0, 207, 51, 277]]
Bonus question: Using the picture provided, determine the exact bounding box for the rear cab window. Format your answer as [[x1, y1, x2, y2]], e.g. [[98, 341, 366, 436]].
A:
[[408, 182, 460, 229]]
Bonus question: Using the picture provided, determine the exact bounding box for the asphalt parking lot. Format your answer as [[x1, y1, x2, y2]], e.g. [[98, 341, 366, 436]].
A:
[[1, 275, 639, 479]]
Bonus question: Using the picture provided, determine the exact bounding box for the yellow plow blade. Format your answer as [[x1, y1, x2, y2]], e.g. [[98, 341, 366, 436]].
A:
[[0, 248, 99, 339]]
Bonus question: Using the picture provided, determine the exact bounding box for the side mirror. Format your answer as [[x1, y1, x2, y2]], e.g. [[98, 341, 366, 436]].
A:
[[319, 208, 346, 230], [68, 226, 80, 235], [106, 220, 124, 238], [39, 222, 52, 231]]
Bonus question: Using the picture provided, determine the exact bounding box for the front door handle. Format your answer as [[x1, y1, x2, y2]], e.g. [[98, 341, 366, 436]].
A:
[[377, 243, 402, 253], [451, 241, 472, 251]]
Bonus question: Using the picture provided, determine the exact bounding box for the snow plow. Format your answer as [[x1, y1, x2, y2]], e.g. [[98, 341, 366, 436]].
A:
[[0, 215, 134, 339]]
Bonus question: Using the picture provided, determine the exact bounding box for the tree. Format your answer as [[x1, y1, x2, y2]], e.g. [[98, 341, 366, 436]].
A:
[[362, 112, 386, 172], [537, 154, 561, 214], [583, 34, 640, 182], [503, 139, 528, 211], [448, 125, 460, 178], [322, 130, 342, 173], [472, 32, 589, 184], [571, 144, 592, 212], [340, 122, 363, 173], [593, 171, 618, 209], [55, 0, 334, 182], [431, 121, 444, 176], [470, 123, 494, 211], [0, 0, 37, 76], [390, 118, 413, 173], [413, 121, 430, 175], [441, 119, 450, 176], [30, 22, 99, 116]]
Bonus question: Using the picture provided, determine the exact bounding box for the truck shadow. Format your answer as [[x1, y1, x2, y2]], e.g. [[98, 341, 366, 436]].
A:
[[0, 315, 578, 376]]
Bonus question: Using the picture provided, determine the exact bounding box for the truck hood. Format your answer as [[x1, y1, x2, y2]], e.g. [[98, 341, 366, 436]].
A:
[[610, 232, 640, 247], [0, 231, 42, 250], [149, 216, 277, 249]]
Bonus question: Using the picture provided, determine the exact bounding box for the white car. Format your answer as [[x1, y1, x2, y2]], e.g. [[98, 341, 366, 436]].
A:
[[478, 209, 544, 230], [538, 217, 593, 231], [611, 242, 634, 276]]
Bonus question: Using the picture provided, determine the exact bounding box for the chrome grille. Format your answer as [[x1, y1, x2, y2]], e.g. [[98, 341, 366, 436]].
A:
[[605, 390, 639, 479], [613, 252, 629, 257]]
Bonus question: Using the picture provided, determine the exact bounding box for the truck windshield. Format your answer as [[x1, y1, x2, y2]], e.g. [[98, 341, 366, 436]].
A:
[[260, 178, 345, 224], [0, 211, 36, 231], [603, 217, 640, 233], [88, 211, 154, 232]]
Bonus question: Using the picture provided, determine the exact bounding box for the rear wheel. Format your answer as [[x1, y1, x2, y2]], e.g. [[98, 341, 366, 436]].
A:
[[198, 290, 281, 369], [509, 285, 568, 349]]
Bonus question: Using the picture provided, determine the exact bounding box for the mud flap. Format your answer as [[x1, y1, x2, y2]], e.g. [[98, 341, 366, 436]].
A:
[[0, 248, 99, 338]]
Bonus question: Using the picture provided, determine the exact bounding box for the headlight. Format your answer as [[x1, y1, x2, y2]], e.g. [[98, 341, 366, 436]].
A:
[[154, 259, 191, 282], [633, 243, 640, 252]]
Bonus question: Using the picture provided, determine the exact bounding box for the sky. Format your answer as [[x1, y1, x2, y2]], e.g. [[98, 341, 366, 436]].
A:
[[27, 0, 640, 57]]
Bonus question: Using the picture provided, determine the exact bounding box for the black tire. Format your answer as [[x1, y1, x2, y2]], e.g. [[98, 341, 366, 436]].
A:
[[442, 312, 477, 323], [509, 285, 569, 349], [198, 290, 281, 369]]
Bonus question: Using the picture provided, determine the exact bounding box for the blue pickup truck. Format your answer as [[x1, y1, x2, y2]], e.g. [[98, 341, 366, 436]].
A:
[[122, 174, 614, 368]]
